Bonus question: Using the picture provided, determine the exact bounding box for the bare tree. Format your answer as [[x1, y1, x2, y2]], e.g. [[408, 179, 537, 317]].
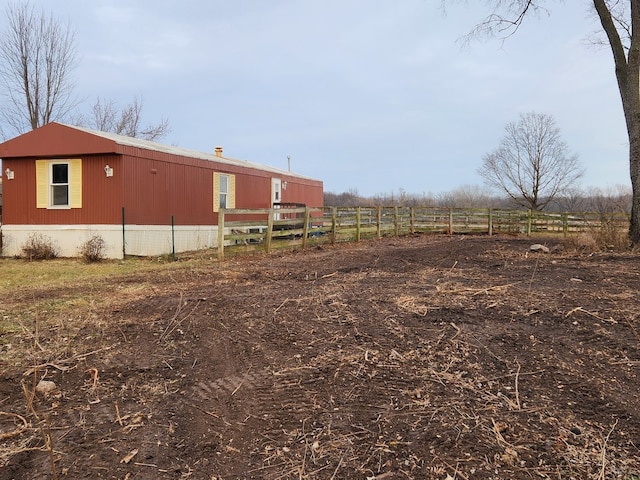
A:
[[76, 96, 170, 141], [324, 188, 368, 207], [547, 186, 589, 213], [0, 1, 77, 134], [479, 112, 584, 211], [437, 184, 499, 208], [584, 184, 633, 215], [463, 0, 640, 243]]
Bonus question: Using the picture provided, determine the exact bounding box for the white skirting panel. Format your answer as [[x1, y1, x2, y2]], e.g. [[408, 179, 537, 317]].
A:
[[0, 224, 220, 259]]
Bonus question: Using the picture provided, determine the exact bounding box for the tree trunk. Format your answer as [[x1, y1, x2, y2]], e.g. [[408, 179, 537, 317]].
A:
[[630, 131, 640, 244], [625, 0, 640, 245], [594, 0, 640, 245]]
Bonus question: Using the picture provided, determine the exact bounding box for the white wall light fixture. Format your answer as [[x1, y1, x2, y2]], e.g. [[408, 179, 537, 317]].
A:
[[5, 168, 14, 179], [104, 165, 113, 177]]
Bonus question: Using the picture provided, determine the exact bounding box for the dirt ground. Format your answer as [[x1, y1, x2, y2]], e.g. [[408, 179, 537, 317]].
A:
[[1, 234, 639, 480]]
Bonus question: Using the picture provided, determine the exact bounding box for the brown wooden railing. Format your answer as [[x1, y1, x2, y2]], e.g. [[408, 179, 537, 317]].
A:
[[216, 206, 629, 260]]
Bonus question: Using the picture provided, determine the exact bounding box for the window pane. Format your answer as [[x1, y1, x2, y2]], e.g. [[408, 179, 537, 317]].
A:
[[52, 185, 69, 205], [219, 193, 227, 209], [52, 164, 68, 184], [219, 174, 228, 194]]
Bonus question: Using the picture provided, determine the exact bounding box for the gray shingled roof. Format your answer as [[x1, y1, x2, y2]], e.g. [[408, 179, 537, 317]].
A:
[[61, 123, 318, 181]]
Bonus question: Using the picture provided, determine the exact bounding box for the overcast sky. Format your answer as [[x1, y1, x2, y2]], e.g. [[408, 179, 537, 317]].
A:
[[0, 0, 630, 196]]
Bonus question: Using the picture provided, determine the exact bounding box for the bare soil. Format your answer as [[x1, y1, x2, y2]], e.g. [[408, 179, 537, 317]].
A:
[[1, 234, 639, 479]]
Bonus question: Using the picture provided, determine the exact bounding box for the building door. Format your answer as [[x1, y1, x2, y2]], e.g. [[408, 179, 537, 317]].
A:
[[272, 178, 282, 220]]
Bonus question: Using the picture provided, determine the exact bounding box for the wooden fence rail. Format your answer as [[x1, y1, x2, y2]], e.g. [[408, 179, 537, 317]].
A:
[[216, 206, 629, 260]]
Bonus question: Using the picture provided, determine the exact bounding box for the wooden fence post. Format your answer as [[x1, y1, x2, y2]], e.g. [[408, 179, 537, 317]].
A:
[[217, 208, 225, 261], [410, 207, 415, 234], [356, 207, 361, 242], [562, 213, 568, 238], [331, 207, 337, 245], [527, 209, 532, 236], [394, 206, 400, 236], [266, 208, 274, 253], [302, 207, 310, 249], [448, 208, 453, 235], [488, 208, 493, 236], [376, 206, 382, 238]]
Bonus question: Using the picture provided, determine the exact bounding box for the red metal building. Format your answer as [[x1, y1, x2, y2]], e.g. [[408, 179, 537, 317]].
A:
[[0, 122, 323, 258]]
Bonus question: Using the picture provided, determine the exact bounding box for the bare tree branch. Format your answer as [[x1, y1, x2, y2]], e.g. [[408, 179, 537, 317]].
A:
[[478, 112, 584, 211], [460, 0, 549, 44], [74, 95, 171, 141], [0, 1, 78, 134]]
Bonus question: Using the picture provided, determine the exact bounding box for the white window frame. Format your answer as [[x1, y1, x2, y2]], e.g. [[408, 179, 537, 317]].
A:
[[50, 161, 71, 209], [219, 173, 229, 210]]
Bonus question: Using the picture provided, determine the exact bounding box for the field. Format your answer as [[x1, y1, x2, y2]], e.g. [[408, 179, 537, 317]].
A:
[[1, 234, 639, 479]]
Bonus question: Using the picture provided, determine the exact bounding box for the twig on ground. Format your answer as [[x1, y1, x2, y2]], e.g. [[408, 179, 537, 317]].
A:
[[598, 419, 618, 480], [274, 298, 289, 314], [21, 381, 58, 480], [449, 322, 461, 341], [0, 412, 29, 440], [564, 307, 617, 324], [329, 451, 346, 480], [468, 334, 505, 363], [159, 294, 202, 342], [528, 254, 540, 291], [514, 360, 521, 410], [114, 402, 123, 426], [231, 367, 253, 396], [186, 402, 219, 418], [491, 418, 515, 449], [22, 346, 113, 377], [470, 282, 521, 296]]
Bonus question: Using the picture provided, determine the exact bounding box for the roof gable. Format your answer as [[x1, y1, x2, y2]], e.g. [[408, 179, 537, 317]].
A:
[[0, 122, 318, 181], [0, 122, 118, 158]]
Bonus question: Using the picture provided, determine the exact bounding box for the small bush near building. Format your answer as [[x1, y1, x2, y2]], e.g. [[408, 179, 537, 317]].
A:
[[79, 235, 106, 263], [21, 233, 59, 260]]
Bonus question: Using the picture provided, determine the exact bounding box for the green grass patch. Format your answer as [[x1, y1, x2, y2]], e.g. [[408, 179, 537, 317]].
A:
[[0, 256, 199, 294]]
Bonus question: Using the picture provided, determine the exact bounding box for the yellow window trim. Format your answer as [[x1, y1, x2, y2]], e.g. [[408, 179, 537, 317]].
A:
[[36, 160, 48, 208], [35, 159, 82, 209], [69, 159, 82, 208], [213, 172, 236, 212]]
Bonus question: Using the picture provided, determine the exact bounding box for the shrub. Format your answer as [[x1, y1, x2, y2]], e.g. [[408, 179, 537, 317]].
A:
[[566, 218, 630, 252], [79, 235, 106, 263], [21, 233, 59, 260], [590, 221, 630, 250]]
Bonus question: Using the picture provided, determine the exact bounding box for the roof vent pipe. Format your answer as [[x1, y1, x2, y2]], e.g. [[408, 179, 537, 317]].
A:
[[215, 146, 223, 157]]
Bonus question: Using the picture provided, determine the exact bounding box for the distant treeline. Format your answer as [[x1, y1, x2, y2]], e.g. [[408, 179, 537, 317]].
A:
[[323, 185, 632, 215]]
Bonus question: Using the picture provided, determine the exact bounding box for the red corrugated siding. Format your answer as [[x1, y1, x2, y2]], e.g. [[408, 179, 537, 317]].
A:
[[1, 124, 323, 227], [122, 155, 216, 225], [2, 159, 35, 224], [238, 174, 271, 209], [281, 180, 323, 207], [2, 155, 123, 225], [120, 151, 323, 226]]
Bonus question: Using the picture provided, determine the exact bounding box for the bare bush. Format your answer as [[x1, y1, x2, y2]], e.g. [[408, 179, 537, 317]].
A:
[[79, 235, 106, 263], [589, 221, 630, 251], [21, 234, 58, 260], [566, 217, 630, 252]]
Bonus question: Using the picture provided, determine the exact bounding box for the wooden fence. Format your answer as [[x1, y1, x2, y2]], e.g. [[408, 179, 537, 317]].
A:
[[216, 206, 629, 260]]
